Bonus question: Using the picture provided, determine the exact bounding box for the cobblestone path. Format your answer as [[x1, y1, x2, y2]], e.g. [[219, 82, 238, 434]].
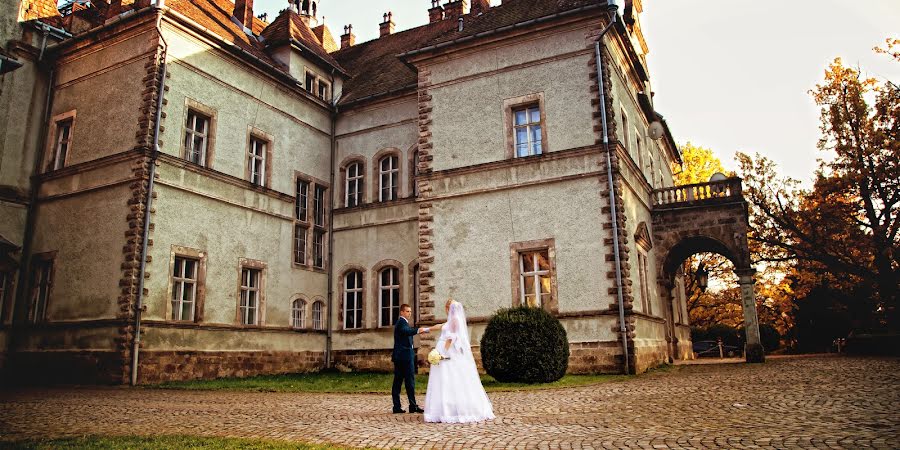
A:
[[1, 355, 898, 449]]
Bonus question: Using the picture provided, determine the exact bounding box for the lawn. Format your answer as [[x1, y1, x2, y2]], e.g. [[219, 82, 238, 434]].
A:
[[0, 435, 353, 450], [153, 371, 629, 394]]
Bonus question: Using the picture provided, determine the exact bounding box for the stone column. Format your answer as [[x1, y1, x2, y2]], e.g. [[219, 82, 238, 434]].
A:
[[736, 269, 765, 363]]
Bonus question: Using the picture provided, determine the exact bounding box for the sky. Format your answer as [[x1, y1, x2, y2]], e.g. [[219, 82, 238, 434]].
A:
[[254, 0, 899, 183]]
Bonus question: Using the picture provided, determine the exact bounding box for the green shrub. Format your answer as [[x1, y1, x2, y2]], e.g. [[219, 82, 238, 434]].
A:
[[480, 306, 569, 383]]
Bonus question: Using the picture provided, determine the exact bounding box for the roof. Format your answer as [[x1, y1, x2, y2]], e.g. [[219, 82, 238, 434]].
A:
[[259, 10, 344, 73], [332, 19, 456, 105], [20, 0, 64, 27], [333, 0, 604, 106], [167, 0, 278, 68], [311, 24, 337, 53]]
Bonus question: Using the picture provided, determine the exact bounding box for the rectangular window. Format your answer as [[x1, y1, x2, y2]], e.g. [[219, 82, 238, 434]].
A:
[[513, 105, 542, 157], [621, 111, 630, 155], [312, 230, 325, 269], [318, 81, 330, 102], [239, 267, 262, 325], [53, 119, 73, 170], [294, 224, 308, 265], [519, 250, 551, 308], [305, 72, 316, 94], [313, 185, 326, 227], [312, 301, 324, 330], [171, 256, 198, 321], [0, 272, 8, 322], [635, 131, 644, 171], [248, 136, 267, 186], [344, 271, 363, 329], [183, 110, 210, 166], [296, 179, 309, 222], [345, 162, 363, 207], [30, 259, 53, 323], [378, 156, 399, 202]]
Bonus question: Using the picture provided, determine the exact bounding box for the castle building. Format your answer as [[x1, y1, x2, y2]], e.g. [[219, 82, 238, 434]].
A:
[[0, 0, 763, 384]]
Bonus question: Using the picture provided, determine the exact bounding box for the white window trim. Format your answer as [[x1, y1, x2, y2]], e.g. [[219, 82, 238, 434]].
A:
[[513, 105, 543, 158], [378, 156, 399, 202], [344, 271, 363, 330], [240, 267, 262, 325], [379, 267, 400, 327], [345, 162, 363, 207], [248, 137, 267, 186], [291, 298, 306, 329], [518, 251, 551, 308], [171, 256, 199, 321], [312, 300, 324, 330], [294, 224, 308, 266], [184, 110, 210, 166]]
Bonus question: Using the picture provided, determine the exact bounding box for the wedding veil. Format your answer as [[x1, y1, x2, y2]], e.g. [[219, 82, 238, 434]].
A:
[[447, 301, 470, 354]]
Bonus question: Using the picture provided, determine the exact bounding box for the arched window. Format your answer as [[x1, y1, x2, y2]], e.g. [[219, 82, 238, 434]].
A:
[[312, 300, 324, 330], [345, 161, 363, 207], [378, 155, 399, 202], [291, 298, 306, 329], [379, 267, 401, 327], [344, 270, 363, 329]]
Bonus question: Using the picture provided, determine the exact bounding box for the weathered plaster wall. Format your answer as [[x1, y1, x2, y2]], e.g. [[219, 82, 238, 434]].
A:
[[428, 25, 597, 171], [160, 21, 332, 194]]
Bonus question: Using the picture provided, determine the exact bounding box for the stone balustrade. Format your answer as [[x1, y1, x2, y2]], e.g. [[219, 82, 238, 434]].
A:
[[652, 177, 743, 207]]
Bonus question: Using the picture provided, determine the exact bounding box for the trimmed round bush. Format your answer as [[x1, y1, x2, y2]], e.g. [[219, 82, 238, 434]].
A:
[[480, 307, 569, 383]]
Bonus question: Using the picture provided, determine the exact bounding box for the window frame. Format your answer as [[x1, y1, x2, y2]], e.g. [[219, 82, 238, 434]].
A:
[[168, 246, 207, 323], [170, 256, 199, 322], [236, 259, 267, 326], [293, 223, 309, 266], [637, 250, 652, 316], [45, 110, 76, 172], [311, 299, 325, 330], [291, 296, 307, 329], [372, 261, 403, 328], [509, 239, 558, 314], [340, 157, 365, 208], [342, 269, 364, 330], [0, 270, 14, 324], [503, 93, 548, 159], [181, 99, 217, 168], [245, 128, 273, 188], [378, 154, 399, 202], [29, 252, 56, 324]]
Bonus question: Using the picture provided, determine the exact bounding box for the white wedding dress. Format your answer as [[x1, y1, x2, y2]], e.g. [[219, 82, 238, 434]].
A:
[[424, 302, 495, 423]]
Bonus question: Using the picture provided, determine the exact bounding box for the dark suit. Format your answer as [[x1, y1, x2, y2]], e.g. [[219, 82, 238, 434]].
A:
[[391, 316, 419, 411]]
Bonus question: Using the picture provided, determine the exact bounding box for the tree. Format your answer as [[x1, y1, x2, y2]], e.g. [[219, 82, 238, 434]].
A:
[[737, 47, 899, 331]]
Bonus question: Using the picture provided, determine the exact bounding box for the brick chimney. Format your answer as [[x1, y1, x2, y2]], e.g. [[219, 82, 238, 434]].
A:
[[234, 0, 254, 30], [470, 0, 489, 16], [341, 24, 356, 49], [379, 11, 395, 37], [428, 0, 444, 23], [134, 0, 152, 9], [444, 0, 468, 21]]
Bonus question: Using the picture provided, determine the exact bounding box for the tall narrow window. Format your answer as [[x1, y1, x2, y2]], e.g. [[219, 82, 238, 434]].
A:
[[312, 301, 324, 330], [239, 267, 262, 325], [291, 298, 306, 329], [53, 119, 73, 170], [411, 150, 420, 197], [635, 131, 644, 171], [638, 251, 652, 315], [0, 272, 8, 323], [519, 250, 551, 308], [296, 179, 309, 222], [171, 257, 198, 321], [345, 162, 363, 207], [314, 184, 326, 226], [30, 259, 53, 323], [248, 137, 267, 186], [379, 267, 400, 327], [294, 224, 308, 265], [379, 155, 399, 202], [183, 110, 210, 166], [513, 105, 542, 157], [620, 111, 630, 155], [312, 230, 325, 269], [318, 82, 330, 102], [344, 270, 363, 329]]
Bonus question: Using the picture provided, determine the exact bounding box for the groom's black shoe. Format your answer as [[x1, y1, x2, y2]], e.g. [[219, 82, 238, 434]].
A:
[[408, 406, 424, 414], [392, 408, 405, 414]]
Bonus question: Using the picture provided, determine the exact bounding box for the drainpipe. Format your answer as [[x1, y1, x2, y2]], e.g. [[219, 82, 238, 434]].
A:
[[324, 69, 340, 368], [594, 2, 630, 375], [131, 6, 168, 386]]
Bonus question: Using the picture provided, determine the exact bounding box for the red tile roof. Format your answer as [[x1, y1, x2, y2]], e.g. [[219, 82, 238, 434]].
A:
[[311, 24, 337, 53], [259, 10, 344, 73], [20, 0, 64, 27], [332, 0, 603, 106]]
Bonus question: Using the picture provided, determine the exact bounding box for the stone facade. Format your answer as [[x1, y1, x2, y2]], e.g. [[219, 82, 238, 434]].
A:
[[0, 0, 755, 384]]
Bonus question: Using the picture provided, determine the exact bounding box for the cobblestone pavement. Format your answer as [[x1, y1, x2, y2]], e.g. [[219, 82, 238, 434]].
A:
[[1, 355, 898, 449]]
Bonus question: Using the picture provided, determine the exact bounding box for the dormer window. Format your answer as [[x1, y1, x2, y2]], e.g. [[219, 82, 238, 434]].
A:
[[305, 70, 331, 102]]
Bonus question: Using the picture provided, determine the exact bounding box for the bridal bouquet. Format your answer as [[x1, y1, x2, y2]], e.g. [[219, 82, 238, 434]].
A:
[[427, 348, 450, 365]]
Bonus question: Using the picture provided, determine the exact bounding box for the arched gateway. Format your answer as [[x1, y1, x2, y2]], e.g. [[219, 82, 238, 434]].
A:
[[651, 178, 765, 363]]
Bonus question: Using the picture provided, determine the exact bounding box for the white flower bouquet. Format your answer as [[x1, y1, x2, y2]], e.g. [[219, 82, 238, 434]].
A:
[[428, 348, 451, 365]]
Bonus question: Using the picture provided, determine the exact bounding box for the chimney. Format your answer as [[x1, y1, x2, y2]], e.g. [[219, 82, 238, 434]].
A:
[[379, 11, 395, 37], [470, 0, 489, 16], [341, 24, 356, 49], [135, 0, 152, 9], [234, 0, 254, 30], [428, 0, 444, 23], [444, 0, 468, 21]]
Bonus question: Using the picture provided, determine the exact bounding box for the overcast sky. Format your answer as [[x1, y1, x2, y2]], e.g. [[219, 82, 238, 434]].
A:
[[254, 0, 898, 183]]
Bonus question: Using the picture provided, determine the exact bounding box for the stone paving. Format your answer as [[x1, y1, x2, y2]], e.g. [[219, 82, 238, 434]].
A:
[[1, 355, 898, 449]]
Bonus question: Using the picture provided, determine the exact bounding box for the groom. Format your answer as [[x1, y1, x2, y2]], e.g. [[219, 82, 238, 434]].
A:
[[392, 304, 429, 414]]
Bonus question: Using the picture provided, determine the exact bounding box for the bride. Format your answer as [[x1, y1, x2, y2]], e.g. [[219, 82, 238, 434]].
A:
[[423, 299, 495, 423]]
